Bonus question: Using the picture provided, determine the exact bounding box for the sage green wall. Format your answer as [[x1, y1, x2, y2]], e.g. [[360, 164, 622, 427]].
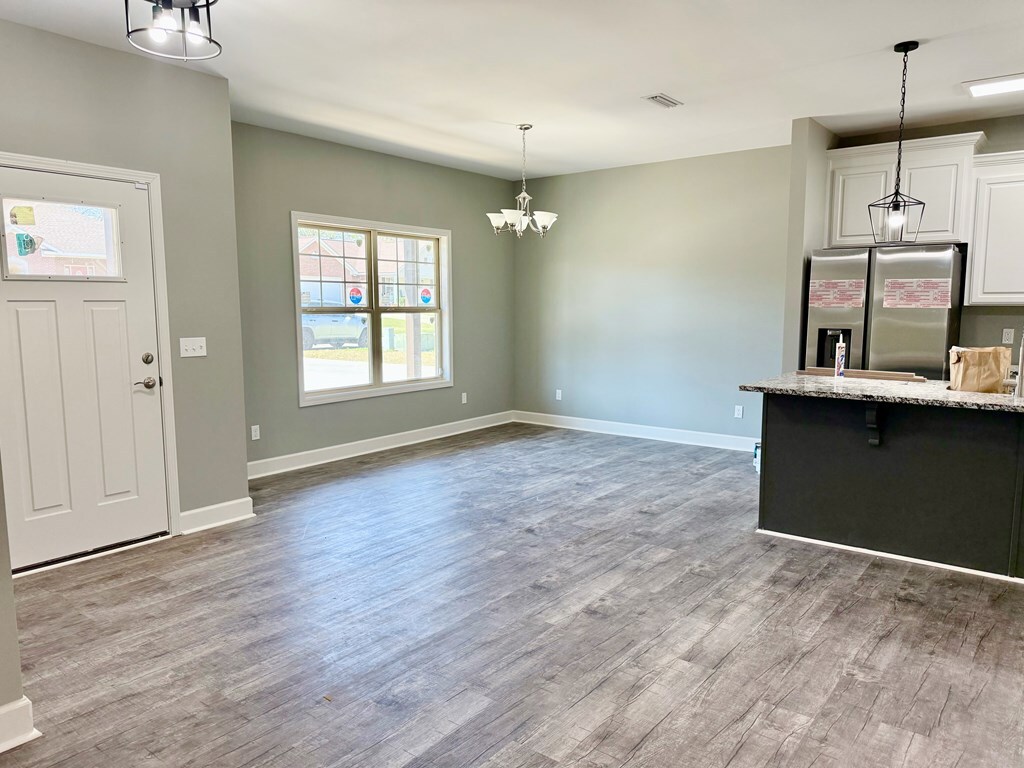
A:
[[837, 114, 1024, 154], [512, 146, 790, 438], [0, 21, 249, 513], [0, 468, 22, 709], [232, 123, 515, 461], [784, 119, 836, 371], [839, 114, 1024, 350]]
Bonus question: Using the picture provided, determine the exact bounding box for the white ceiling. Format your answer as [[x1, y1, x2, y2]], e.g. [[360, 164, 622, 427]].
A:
[[3, 1, 1024, 179]]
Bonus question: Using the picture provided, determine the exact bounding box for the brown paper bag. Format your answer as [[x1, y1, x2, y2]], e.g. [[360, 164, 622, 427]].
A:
[[949, 346, 1011, 392]]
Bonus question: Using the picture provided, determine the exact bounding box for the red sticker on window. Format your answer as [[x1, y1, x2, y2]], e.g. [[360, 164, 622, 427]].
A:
[[420, 288, 432, 305], [349, 286, 363, 305]]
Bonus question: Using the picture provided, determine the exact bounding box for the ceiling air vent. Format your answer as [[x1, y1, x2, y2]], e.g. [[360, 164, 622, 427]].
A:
[[644, 93, 684, 109]]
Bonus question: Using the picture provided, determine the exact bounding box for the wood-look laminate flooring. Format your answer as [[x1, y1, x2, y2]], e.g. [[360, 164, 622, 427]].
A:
[[6, 424, 1024, 768]]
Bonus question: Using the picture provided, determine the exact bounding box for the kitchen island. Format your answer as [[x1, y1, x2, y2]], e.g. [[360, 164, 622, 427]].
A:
[[740, 373, 1024, 578]]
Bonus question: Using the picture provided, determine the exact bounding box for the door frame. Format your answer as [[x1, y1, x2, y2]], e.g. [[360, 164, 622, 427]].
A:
[[0, 151, 182, 536]]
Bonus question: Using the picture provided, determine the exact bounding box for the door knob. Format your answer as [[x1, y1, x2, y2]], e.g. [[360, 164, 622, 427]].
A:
[[134, 377, 157, 390]]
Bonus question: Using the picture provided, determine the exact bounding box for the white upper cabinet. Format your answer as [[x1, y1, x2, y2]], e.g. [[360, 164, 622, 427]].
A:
[[968, 152, 1024, 305], [828, 162, 894, 246], [825, 133, 985, 248]]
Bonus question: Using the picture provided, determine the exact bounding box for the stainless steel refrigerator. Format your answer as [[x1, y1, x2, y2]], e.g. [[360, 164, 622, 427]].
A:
[[803, 244, 964, 380]]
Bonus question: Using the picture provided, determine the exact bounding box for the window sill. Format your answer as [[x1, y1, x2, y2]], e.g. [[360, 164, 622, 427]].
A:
[[299, 377, 452, 407]]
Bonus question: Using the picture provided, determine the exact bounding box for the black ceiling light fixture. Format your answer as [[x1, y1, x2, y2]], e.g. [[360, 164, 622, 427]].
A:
[[125, 0, 222, 61], [868, 41, 925, 244]]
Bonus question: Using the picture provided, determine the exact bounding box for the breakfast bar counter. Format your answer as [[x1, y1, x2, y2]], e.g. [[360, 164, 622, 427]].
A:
[[741, 374, 1024, 577]]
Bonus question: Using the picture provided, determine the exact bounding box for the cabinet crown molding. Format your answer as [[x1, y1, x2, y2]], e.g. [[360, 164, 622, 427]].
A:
[[973, 150, 1024, 168], [827, 131, 988, 160]]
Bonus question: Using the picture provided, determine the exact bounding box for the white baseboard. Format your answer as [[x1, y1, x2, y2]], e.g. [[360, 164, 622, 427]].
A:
[[247, 411, 517, 479], [0, 696, 40, 755], [180, 497, 255, 535], [758, 529, 1021, 584], [247, 409, 756, 480], [512, 411, 758, 452]]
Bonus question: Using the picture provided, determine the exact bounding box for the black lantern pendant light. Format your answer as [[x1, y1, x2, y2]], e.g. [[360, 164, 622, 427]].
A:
[[868, 41, 925, 244], [125, 0, 222, 61]]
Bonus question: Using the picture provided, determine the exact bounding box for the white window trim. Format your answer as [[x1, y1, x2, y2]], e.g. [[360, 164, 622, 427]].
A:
[[291, 211, 453, 407]]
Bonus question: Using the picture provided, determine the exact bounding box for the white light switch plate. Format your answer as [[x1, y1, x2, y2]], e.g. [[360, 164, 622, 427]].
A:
[[180, 337, 207, 357]]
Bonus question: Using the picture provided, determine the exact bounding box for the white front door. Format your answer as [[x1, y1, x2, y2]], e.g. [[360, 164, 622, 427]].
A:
[[0, 166, 168, 569]]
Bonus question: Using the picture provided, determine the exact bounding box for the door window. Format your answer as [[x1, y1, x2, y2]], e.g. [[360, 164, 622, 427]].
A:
[[2, 197, 123, 280]]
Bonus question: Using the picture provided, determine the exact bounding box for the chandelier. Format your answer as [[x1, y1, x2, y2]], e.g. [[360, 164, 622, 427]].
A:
[[486, 125, 558, 238], [125, 0, 223, 61], [868, 41, 925, 244]]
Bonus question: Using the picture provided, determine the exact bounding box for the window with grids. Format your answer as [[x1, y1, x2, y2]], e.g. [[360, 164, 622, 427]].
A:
[[294, 214, 450, 404]]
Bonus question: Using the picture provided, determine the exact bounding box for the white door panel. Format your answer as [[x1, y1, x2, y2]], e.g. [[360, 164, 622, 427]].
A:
[[0, 167, 168, 569], [5, 301, 72, 517], [86, 302, 139, 501]]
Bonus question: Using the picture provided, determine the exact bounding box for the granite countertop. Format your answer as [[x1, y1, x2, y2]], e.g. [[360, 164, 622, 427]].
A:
[[740, 373, 1024, 413]]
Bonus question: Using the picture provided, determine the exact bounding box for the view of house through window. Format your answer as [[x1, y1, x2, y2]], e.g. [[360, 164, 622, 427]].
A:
[[295, 217, 447, 403], [2, 197, 122, 279]]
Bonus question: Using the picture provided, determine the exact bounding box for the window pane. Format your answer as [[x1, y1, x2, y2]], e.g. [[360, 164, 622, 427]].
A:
[[377, 259, 397, 283], [417, 240, 435, 263], [382, 312, 439, 383], [297, 227, 320, 255], [345, 258, 368, 282], [299, 253, 321, 281], [379, 283, 397, 307], [319, 256, 345, 282], [321, 282, 343, 307], [301, 312, 371, 391], [300, 281, 322, 307], [346, 283, 368, 307], [417, 263, 435, 284], [378, 235, 398, 261], [395, 237, 420, 262], [3, 198, 122, 279]]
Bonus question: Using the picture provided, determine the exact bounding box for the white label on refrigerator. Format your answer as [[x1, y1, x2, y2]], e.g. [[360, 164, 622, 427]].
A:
[[808, 279, 865, 308], [882, 278, 951, 309]]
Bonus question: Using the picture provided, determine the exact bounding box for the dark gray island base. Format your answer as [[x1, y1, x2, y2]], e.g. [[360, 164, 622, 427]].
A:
[[741, 374, 1024, 578]]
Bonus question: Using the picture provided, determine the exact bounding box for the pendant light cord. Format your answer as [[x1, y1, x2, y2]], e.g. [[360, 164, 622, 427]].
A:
[[894, 48, 909, 195], [520, 128, 528, 198]]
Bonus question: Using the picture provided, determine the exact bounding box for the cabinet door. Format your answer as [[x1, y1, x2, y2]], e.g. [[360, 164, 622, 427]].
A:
[[828, 164, 893, 247], [969, 168, 1024, 304], [902, 150, 968, 243]]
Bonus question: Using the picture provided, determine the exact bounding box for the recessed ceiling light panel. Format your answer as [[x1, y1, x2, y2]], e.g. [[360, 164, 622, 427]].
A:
[[963, 73, 1024, 98]]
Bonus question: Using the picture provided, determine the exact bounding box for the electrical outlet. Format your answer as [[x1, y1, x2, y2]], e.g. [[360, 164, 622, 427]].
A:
[[250, 425, 260, 441], [179, 337, 207, 358], [555, 389, 562, 401], [1004, 328, 1015, 345], [461, 392, 468, 404], [734, 405, 744, 419]]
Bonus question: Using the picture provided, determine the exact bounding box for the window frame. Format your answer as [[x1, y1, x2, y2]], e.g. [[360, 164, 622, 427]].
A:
[[291, 211, 453, 407]]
